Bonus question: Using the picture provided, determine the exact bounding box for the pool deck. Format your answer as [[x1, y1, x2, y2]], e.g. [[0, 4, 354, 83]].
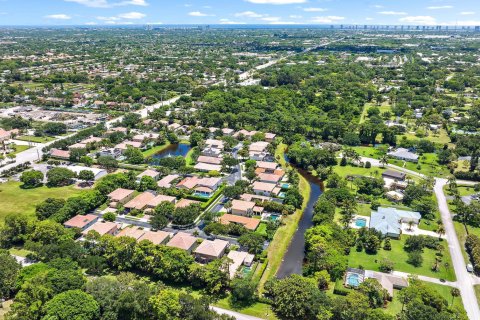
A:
[[350, 215, 371, 229]]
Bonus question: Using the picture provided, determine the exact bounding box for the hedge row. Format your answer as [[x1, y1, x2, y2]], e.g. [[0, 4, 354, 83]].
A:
[[465, 234, 480, 275]]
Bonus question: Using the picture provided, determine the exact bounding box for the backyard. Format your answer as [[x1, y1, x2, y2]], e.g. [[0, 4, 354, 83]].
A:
[[348, 235, 456, 281], [0, 181, 86, 224]]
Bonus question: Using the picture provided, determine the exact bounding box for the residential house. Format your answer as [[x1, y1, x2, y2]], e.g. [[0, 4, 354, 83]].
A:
[[147, 194, 177, 208], [194, 239, 229, 263], [124, 192, 156, 211], [369, 207, 421, 238], [222, 128, 235, 136], [227, 250, 255, 278], [65, 165, 107, 181], [175, 198, 201, 208], [136, 169, 160, 182], [387, 148, 419, 163], [157, 174, 179, 188], [82, 221, 119, 236], [64, 214, 98, 231], [107, 188, 135, 208], [252, 181, 281, 197], [166, 232, 198, 252], [205, 139, 225, 150], [256, 161, 278, 171], [382, 170, 406, 181], [265, 133, 276, 142], [220, 214, 261, 231], [50, 148, 70, 160], [201, 147, 222, 158], [114, 141, 143, 154], [116, 226, 145, 240], [194, 162, 222, 172], [231, 199, 255, 216], [257, 173, 282, 184], [138, 230, 172, 245]]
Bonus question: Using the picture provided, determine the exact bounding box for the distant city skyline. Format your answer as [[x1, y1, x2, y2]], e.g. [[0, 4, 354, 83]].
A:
[[0, 0, 479, 26]]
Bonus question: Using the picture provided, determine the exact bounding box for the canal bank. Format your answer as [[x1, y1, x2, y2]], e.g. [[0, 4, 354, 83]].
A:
[[276, 169, 323, 278]]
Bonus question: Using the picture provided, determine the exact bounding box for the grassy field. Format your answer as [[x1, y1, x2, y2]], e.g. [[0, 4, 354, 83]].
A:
[[16, 135, 56, 143], [388, 153, 450, 178], [348, 235, 456, 281], [255, 222, 268, 237], [475, 285, 480, 307], [402, 128, 451, 145], [258, 143, 311, 291], [0, 181, 86, 224], [185, 147, 196, 166], [333, 164, 386, 178], [141, 142, 170, 157], [214, 297, 277, 320], [8, 144, 30, 155]]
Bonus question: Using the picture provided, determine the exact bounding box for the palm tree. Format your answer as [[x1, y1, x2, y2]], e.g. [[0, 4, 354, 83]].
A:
[[380, 155, 388, 168], [340, 200, 357, 229], [436, 224, 445, 240], [408, 221, 415, 231], [450, 288, 460, 306], [447, 175, 457, 192]]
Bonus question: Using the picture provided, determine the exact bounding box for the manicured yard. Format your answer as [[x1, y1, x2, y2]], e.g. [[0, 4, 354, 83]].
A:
[[255, 222, 268, 237], [16, 135, 56, 143], [351, 146, 386, 160], [141, 142, 171, 157], [385, 281, 465, 316], [388, 153, 450, 178], [185, 147, 197, 166], [333, 164, 386, 179], [0, 181, 86, 224], [214, 297, 277, 320], [401, 128, 451, 145], [348, 235, 456, 281], [7, 144, 30, 155]]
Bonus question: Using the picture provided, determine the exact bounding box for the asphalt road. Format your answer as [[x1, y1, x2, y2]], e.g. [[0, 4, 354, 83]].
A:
[[435, 178, 480, 320]]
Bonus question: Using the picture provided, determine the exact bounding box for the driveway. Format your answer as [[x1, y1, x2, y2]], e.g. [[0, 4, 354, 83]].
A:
[[434, 178, 480, 320]]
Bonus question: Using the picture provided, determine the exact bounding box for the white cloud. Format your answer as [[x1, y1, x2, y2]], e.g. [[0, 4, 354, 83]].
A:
[[371, 5, 384, 9], [85, 21, 98, 25], [399, 15, 436, 25], [118, 11, 145, 19], [244, 0, 307, 4], [188, 11, 214, 17], [460, 11, 475, 15], [289, 15, 302, 19], [365, 17, 374, 21], [310, 15, 345, 23], [235, 11, 264, 18], [65, 0, 148, 8], [453, 20, 480, 26], [97, 16, 121, 21], [378, 11, 407, 15], [303, 7, 327, 12], [269, 21, 298, 24], [219, 18, 246, 24], [45, 14, 72, 20], [427, 5, 453, 10], [261, 16, 281, 22]]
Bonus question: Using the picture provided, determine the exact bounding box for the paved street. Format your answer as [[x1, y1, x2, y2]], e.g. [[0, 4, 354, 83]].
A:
[[435, 178, 480, 320]]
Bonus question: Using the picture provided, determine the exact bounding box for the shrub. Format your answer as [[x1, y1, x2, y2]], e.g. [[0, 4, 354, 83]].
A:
[[365, 161, 371, 168], [407, 251, 423, 267], [379, 259, 394, 273]]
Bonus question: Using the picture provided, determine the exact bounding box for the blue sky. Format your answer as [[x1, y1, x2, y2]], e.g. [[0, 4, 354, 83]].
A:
[[0, 0, 479, 26]]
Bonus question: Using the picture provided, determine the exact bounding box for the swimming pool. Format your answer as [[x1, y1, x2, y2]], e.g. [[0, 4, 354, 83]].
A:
[[270, 215, 280, 221], [278, 192, 286, 198], [346, 273, 361, 287], [280, 183, 290, 189], [355, 218, 367, 227]]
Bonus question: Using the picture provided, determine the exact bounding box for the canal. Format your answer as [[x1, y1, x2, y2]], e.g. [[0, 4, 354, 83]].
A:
[[276, 168, 323, 278]]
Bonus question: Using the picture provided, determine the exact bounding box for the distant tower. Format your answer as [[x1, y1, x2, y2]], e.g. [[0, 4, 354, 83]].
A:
[[476, 26, 480, 32]]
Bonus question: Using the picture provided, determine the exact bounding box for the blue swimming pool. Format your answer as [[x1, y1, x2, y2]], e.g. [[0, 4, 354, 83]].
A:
[[347, 273, 361, 287], [270, 215, 280, 221], [278, 192, 286, 198], [280, 183, 290, 189], [355, 218, 367, 227]]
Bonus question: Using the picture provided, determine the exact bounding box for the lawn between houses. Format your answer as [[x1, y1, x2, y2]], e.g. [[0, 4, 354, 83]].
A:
[[348, 235, 456, 281], [257, 143, 312, 292], [0, 181, 86, 225]]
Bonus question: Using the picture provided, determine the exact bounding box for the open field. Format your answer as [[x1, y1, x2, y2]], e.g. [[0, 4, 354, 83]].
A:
[[0, 181, 86, 224], [389, 153, 450, 178], [8, 144, 30, 155], [348, 235, 456, 281], [16, 135, 56, 143], [214, 297, 277, 320]]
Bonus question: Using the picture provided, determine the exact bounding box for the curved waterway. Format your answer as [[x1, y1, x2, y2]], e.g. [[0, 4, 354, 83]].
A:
[[276, 168, 323, 278]]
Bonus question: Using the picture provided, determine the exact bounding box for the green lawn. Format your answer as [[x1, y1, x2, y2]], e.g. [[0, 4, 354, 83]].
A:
[[388, 153, 450, 178], [255, 222, 268, 237], [348, 235, 456, 281], [214, 297, 277, 320], [9, 247, 33, 257], [385, 281, 465, 316], [185, 147, 197, 167], [401, 128, 451, 145], [141, 142, 171, 157], [0, 181, 86, 224], [333, 164, 386, 178], [351, 146, 386, 160], [8, 144, 30, 155], [16, 135, 56, 143]]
